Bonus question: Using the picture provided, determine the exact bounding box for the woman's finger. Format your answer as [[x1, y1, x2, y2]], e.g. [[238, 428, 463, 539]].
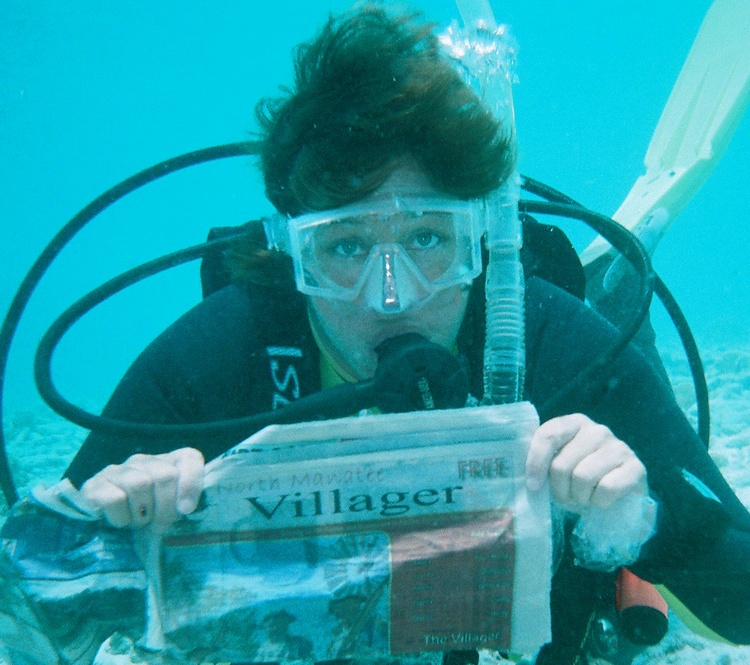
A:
[[527, 414, 648, 510], [168, 448, 205, 515], [547, 423, 614, 502], [559, 440, 635, 506], [588, 456, 648, 509], [526, 414, 588, 491], [79, 447, 205, 528], [126, 455, 181, 526], [81, 463, 154, 528]]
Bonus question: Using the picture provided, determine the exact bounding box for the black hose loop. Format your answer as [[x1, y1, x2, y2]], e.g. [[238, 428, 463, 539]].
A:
[[34, 236, 237, 436], [519, 200, 656, 419], [0, 142, 261, 507], [653, 275, 710, 446], [517, 191, 709, 447], [521, 175, 584, 207]]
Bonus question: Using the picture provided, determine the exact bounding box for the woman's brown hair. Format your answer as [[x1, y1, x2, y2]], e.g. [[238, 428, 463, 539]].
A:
[[230, 2, 515, 286]]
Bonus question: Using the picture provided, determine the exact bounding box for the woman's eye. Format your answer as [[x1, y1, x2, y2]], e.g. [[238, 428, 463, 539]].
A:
[[411, 231, 441, 249], [332, 239, 366, 258]]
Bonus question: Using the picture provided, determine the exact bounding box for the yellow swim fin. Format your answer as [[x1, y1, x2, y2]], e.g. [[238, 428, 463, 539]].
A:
[[580, 0, 750, 268]]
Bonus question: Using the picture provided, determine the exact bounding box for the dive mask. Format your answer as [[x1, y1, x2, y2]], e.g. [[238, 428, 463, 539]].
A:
[[264, 195, 485, 313]]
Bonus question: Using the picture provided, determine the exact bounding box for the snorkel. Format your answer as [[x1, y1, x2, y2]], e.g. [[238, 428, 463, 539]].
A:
[[442, 0, 525, 404]]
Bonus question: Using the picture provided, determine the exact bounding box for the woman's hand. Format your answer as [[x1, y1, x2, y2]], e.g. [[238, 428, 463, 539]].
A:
[[80, 447, 205, 529], [525, 414, 647, 510]]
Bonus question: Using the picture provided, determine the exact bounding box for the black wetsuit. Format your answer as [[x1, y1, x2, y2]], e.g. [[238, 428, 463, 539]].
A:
[[65, 275, 750, 662]]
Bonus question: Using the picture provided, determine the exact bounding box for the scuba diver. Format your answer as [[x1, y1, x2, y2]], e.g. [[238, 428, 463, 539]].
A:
[[2, 3, 750, 665]]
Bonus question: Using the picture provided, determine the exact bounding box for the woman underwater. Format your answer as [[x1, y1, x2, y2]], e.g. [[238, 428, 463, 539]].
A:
[[10, 4, 750, 665]]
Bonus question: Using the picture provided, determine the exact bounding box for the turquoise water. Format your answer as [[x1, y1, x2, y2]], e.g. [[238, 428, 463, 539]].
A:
[[1, 1, 747, 414], [1, 3, 750, 663]]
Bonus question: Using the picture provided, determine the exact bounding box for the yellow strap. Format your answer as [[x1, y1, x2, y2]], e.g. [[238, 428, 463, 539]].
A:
[[656, 585, 735, 645]]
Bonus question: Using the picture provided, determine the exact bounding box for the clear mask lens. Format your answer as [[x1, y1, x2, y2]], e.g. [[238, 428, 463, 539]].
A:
[[283, 197, 483, 313]]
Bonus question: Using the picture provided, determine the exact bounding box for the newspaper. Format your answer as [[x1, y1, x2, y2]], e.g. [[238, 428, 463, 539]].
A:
[[154, 402, 551, 661]]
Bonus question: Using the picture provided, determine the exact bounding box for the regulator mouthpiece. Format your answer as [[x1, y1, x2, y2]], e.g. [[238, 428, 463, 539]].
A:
[[372, 334, 469, 412]]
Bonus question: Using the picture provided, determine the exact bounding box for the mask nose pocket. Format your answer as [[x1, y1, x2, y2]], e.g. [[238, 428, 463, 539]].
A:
[[360, 245, 431, 314]]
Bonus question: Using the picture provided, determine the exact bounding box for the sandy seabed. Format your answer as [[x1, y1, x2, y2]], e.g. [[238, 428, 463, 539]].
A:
[[2, 342, 750, 664]]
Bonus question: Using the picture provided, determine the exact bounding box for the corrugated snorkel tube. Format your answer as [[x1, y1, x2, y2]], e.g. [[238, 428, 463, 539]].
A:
[[441, 0, 525, 404]]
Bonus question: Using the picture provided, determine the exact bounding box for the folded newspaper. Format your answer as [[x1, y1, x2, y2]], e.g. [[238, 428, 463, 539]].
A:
[[1, 401, 551, 665]]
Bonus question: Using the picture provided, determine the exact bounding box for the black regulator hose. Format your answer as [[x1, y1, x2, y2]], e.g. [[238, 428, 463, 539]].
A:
[[30, 193, 657, 465], [521, 176, 710, 445], [653, 273, 710, 445], [35, 246, 468, 439], [51, 332, 466, 476], [0, 142, 261, 507], [520, 199, 655, 417], [521, 175, 584, 207]]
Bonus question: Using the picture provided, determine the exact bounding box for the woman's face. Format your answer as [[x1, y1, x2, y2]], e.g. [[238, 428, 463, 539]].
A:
[[306, 166, 473, 381]]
